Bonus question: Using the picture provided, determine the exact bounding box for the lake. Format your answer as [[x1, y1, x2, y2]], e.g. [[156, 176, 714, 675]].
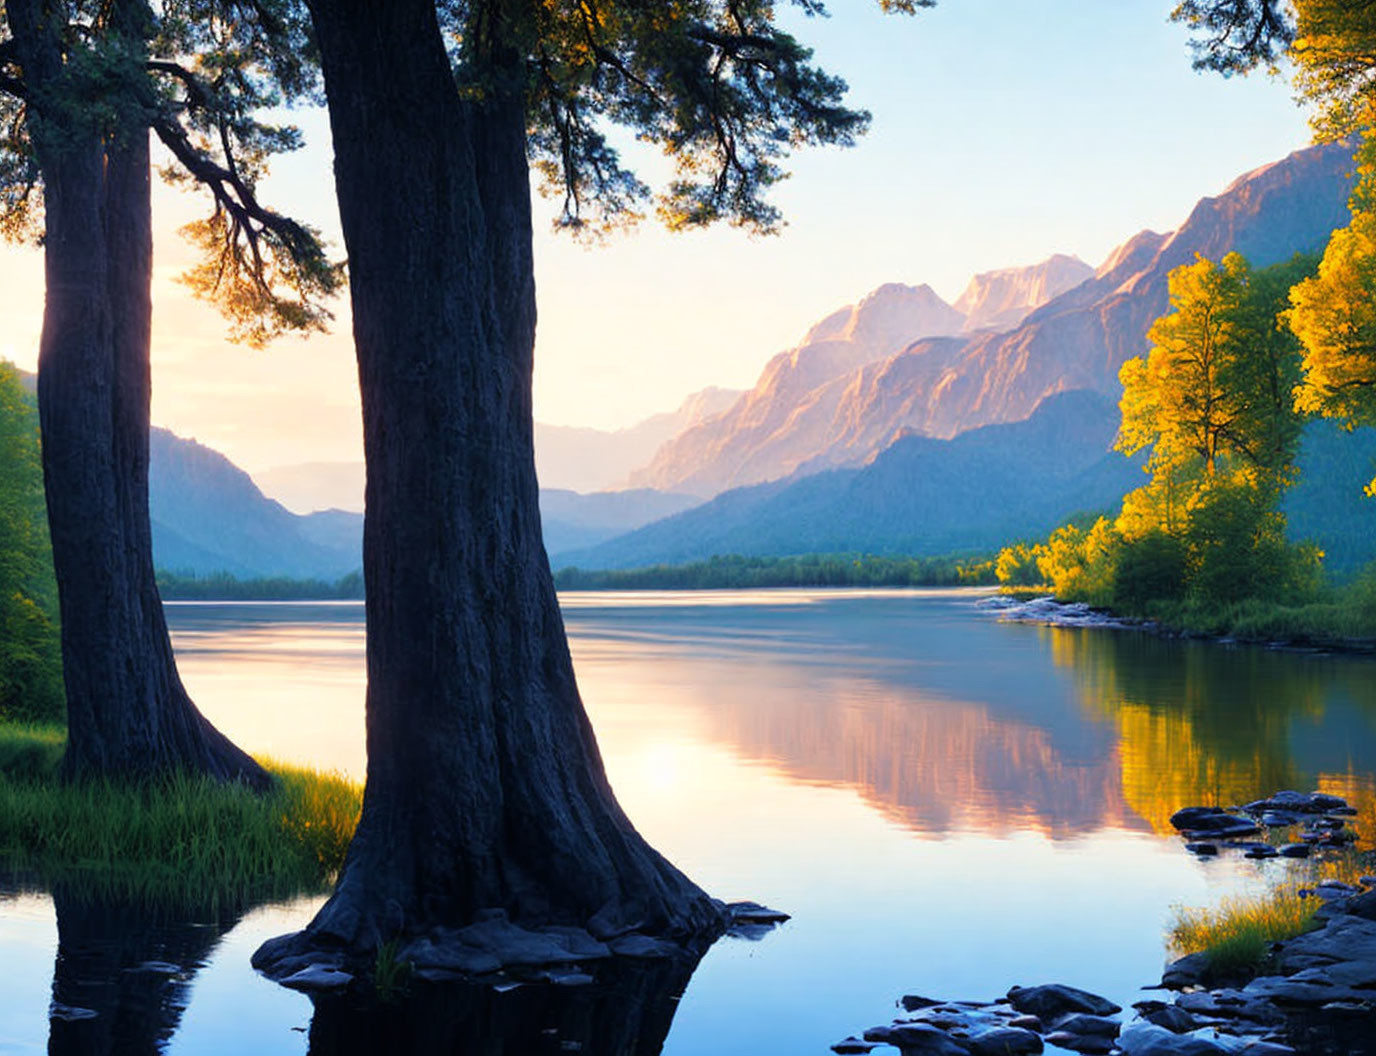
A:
[[2, 588, 1374, 1054]]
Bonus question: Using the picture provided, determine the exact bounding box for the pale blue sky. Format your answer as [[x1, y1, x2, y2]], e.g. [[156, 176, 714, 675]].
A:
[[0, 0, 1319, 471]]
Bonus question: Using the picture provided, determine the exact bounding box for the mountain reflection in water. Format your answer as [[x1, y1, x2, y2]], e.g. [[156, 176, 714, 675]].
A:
[[563, 592, 1376, 840]]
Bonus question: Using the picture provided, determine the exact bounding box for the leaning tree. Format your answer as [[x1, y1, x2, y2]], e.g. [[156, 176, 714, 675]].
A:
[[0, 0, 338, 784], [253, 0, 929, 965]]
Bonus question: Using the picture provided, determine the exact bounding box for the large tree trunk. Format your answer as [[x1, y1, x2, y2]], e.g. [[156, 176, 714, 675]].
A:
[[7, 0, 268, 787], [276, 0, 722, 953]]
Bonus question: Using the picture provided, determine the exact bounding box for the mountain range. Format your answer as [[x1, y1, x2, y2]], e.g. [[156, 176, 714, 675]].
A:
[[15, 139, 1376, 581], [629, 141, 1358, 499]]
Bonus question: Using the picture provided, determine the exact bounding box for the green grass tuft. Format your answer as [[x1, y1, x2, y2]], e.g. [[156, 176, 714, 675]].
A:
[[0, 722, 361, 910], [1170, 888, 1319, 981]]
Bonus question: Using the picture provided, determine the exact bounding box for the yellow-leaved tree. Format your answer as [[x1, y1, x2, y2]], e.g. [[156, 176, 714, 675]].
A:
[[1287, 138, 1376, 493]]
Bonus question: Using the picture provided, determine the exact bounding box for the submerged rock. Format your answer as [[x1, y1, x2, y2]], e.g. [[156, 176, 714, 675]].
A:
[[832, 1037, 880, 1054], [280, 964, 354, 992], [1170, 808, 1260, 839]]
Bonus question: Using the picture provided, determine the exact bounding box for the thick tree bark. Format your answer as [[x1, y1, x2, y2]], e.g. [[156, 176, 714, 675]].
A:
[[7, 0, 268, 787], [282, 0, 723, 951]]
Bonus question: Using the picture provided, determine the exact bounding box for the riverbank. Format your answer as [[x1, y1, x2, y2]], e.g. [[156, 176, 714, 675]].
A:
[[985, 593, 1376, 656], [0, 723, 361, 907], [840, 884, 1376, 1055]]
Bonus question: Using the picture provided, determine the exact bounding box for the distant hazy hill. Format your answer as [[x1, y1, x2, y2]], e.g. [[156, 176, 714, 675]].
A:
[[255, 386, 741, 512], [559, 390, 1139, 568], [147, 427, 701, 577], [629, 143, 1357, 498], [149, 429, 361, 579]]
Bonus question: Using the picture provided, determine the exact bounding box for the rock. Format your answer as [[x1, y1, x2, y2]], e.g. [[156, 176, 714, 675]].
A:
[[1187, 843, 1220, 856], [726, 901, 790, 925], [833, 1038, 880, 1055], [1240, 975, 1365, 1007], [863, 1022, 970, 1055], [1009, 1014, 1045, 1031], [1288, 960, 1376, 988], [280, 965, 354, 992], [1278, 844, 1310, 859], [968, 1026, 1043, 1055], [1117, 1022, 1230, 1054], [1346, 890, 1376, 922], [1043, 1030, 1114, 1053], [1144, 1006, 1202, 1033], [1259, 813, 1300, 828], [1052, 1013, 1120, 1037], [1162, 952, 1211, 990], [400, 934, 502, 976], [1307, 793, 1348, 812], [1171, 809, 1259, 838], [1244, 845, 1278, 859], [1234, 1043, 1296, 1055], [901, 995, 944, 1012], [1007, 984, 1121, 1020], [608, 934, 681, 959]]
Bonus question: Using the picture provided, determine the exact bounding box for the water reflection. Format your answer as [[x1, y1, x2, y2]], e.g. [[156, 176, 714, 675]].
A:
[[46, 889, 244, 1056], [1049, 627, 1376, 832], [304, 956, 702, 1056]]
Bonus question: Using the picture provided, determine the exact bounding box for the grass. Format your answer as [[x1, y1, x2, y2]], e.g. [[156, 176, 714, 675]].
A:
[[1170, 887, 1320, 981], [0, 722, 361, 910]]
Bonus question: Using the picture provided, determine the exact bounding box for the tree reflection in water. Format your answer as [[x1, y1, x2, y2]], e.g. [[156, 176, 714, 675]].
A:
[[43, 882, 705, 1056], [47, 885, 245, 1056], [1049, 626, 1376, 832], [304, 953, 704, 1056]]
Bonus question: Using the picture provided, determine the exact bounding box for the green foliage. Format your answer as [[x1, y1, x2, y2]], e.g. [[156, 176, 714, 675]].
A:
[[156, 569, 364, 600], [1185, 482, 1322, 605], [553, 552, 995, 590], [0, 364, 62, 724], [1113, 531, 1188, 609], [0, 722, 361, 909]]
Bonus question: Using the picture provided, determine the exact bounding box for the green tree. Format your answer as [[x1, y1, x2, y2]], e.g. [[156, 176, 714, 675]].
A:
[[0, 363, 62, 722]]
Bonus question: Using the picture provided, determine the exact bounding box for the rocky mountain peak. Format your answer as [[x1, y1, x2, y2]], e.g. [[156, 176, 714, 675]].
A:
[[954, 254, 1094, 333]]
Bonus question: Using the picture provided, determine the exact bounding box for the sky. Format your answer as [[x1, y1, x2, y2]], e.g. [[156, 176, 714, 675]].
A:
[[0, 0, 1320, 474]]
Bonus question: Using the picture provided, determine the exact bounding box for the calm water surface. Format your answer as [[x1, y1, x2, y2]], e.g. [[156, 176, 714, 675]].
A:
[[2, 588, 1374, 1054]]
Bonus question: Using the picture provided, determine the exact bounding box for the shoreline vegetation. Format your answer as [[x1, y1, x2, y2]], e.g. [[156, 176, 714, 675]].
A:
[[0, 723, 361, 908], [153, 553, 998, 600]]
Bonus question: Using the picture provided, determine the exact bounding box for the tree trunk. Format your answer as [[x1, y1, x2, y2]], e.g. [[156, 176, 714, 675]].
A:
[[7, 0, 269, 787], [279, 0, 722, 952]]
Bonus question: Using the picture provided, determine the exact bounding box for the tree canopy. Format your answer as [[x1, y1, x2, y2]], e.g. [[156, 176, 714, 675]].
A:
[[0, 0, 340, 343]]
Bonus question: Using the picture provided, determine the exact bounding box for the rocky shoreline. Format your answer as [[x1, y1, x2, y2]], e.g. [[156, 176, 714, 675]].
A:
[[837, 790, 1376, 1056], [980, 595, 1376, 657]]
